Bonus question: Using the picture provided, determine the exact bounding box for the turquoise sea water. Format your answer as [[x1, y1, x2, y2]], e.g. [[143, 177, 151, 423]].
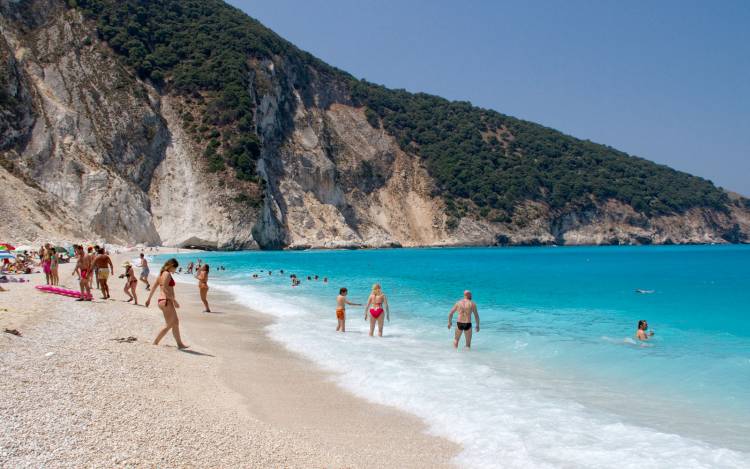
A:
[[159, 245, 750, 468]]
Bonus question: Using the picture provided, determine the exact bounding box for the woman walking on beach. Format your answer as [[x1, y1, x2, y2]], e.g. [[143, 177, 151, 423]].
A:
[[146, 258, 188, 349], [364, 283, 390, 337], [122, 262, 139, 304], [195, 264, 210, 313]]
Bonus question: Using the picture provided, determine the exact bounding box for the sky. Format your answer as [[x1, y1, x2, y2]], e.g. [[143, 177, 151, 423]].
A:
[[229, 0, 750, 195]]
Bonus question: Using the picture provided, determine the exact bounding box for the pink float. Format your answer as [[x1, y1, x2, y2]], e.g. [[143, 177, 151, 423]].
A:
[[35, 285, 93, 300]]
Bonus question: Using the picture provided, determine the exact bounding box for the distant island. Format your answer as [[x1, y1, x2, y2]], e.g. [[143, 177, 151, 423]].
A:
[[1, 0, 748, 249]]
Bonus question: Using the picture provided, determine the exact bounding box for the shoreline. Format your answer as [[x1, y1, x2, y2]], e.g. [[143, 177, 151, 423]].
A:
[[0, 248, 458, 468], [158, 252, 460, 466], [163, 240, 750, 253]]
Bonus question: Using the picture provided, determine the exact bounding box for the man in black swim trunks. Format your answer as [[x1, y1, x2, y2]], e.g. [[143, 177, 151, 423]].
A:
[[448, 290, 480, 349]]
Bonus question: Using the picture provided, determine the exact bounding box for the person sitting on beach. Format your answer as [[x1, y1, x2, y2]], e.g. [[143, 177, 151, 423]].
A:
[[335, 288, 361, 332], [448, 290, 480, 349], [92, 248, 114, 300], [635, 320, 654, 340], [72, 245, 93, 301], [364, 283, 390, 337], [145, 258, 188, 350], [138, 253, 151, 291], [195, 264, 211, 313], [121, 262, 139, 304]]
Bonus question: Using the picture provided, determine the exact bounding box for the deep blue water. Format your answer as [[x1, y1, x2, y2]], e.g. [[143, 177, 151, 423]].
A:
[[157, 245, 750, 468]]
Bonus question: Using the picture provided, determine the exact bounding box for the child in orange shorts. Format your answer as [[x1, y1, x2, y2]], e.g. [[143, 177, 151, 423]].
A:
[[336, 288, 361, 332]]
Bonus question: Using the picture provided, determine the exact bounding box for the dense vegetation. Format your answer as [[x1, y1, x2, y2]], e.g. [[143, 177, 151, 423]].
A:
[[69, 0, 336, 183], [352, 83, 729, 219], [69, 0, 730, 220]]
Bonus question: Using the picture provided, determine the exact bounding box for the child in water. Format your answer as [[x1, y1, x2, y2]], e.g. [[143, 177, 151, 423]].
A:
[[336, 288, 361, 332]]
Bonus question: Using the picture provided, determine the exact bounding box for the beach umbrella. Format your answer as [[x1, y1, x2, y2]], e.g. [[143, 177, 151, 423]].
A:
[[0, 251, 15, 259], [0, 243, 15, 251], [12, 245, 33, 252], [54, 246, 67, 253]]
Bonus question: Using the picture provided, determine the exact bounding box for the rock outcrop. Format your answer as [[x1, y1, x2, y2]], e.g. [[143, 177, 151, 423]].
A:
[[1, 0, 748, 248]]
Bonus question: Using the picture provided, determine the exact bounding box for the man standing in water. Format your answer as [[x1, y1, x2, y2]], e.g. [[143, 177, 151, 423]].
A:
[[635, 320, 655, 340], [448, 290, 480, 349], [92, 248, 114, 299]]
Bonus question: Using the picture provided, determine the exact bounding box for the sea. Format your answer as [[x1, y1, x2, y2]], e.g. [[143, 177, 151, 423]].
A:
[[157, 245, 750, 468]]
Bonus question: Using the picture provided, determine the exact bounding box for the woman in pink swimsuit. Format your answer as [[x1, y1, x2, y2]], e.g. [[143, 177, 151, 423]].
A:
[[146, 258, 188, 349], [364, 283, 390, 337]]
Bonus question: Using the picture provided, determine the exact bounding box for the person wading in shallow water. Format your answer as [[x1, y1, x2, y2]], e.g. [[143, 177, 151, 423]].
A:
[[448, 290, 480, 349], [635, 320, 655, 341], [146, 258, 188, 349], [364, 283, 390, 337]]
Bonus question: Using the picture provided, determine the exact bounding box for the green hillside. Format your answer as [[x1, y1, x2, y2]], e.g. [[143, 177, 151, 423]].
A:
[[69, 0, 731, 221]]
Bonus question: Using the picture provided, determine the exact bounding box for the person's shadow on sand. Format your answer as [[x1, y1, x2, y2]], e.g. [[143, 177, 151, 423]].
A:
[[177, 348, 215, 357]]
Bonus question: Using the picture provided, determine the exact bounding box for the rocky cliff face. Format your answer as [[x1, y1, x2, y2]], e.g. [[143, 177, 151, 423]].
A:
[[1, 0, 748, 248]]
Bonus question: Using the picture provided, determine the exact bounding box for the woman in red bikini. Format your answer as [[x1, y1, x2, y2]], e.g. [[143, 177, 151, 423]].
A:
[[146, 258, 188, 349], [364, 283, 390, 337], [121, 262, 139, 305]]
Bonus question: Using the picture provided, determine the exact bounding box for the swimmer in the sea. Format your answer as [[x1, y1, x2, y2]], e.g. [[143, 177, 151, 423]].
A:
[[635, 320, 654, 340], [448, 290, 480, 349], [364, 283, 390, 337], [335, 287, 361, 332]]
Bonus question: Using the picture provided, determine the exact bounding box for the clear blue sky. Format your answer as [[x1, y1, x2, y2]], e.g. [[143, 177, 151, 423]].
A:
[[229, 0, 750, 195]]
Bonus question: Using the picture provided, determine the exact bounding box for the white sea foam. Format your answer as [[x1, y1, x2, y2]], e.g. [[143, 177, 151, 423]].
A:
[[213, 281, 750, 468]]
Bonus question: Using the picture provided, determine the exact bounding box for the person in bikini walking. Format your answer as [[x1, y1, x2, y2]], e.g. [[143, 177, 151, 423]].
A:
[[121, 261, 139, 304], [145, 258, 188, 349], [448, 290, 480, 349]]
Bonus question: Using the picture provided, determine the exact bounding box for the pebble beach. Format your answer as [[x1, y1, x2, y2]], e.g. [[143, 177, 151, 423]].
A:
[[0, 251, 456, 468]]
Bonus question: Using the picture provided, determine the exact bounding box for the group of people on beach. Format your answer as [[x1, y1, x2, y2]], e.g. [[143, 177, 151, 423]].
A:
[[335, 285, 481, 347], [20, 244, 657, 350], [36, 247, 207, 350]]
